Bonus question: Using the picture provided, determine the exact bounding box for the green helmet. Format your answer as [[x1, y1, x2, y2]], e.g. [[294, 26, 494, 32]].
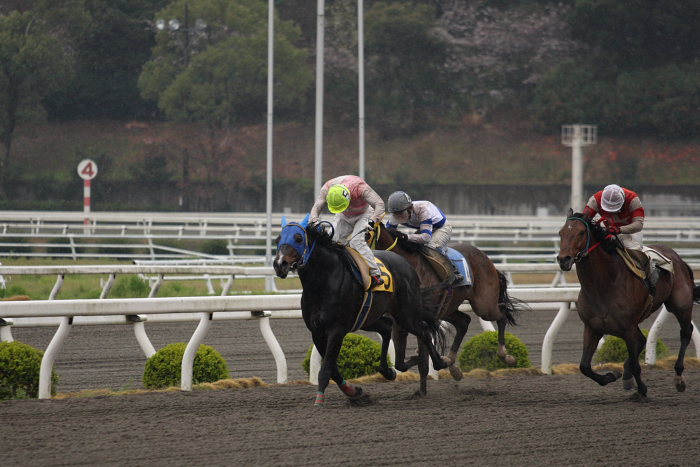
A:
[[326, 184, 351, 213]]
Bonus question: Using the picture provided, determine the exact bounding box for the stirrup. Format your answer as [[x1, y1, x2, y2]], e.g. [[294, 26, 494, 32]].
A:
[[452, 273, 464, 284]]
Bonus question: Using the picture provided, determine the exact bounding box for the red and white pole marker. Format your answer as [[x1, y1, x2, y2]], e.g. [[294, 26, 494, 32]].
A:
[[77, 159, 98, 231]]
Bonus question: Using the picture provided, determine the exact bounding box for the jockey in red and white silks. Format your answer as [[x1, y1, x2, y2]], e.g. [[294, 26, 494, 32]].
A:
[[582, 184, 645, 251]]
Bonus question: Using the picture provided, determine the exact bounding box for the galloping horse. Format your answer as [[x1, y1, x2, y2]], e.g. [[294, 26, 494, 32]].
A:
[[273, 215, 446, 405], [557, 209, 700, 397], [369, 222, 527, 380]]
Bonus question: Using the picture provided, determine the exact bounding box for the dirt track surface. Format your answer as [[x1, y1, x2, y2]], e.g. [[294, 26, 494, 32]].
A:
[[3, 368, 700, 466], [3, 306, 700, 466]]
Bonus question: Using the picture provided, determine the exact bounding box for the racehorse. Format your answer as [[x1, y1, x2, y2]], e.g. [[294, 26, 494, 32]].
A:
[[273, 215, 447, 405], [368, 222, 527, 380], [557, 209, 700, 398]]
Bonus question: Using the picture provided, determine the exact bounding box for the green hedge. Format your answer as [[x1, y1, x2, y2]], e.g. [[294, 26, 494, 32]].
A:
[[302, 333, 390, 380], [594, 329, 667, 364], [0, 341, 58, 399], [458, 331, 531, 372], [143, 342, 229, 389]]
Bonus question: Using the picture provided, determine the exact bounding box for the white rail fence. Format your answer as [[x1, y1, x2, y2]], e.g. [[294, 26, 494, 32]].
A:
[[2, 211, 700, 262], [2, 263, 699, 399]]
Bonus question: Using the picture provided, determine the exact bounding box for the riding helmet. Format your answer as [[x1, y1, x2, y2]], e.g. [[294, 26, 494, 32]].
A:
[[387, 191, 413, 213], [326, 184, 351, 213]]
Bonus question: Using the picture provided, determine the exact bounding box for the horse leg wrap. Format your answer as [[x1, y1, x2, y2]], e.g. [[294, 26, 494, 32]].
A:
[[339, 380, 357, 397], [314, 391, 325, 406]]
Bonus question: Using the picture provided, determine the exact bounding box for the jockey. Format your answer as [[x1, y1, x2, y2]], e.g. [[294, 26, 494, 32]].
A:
[[582, 184, 659, 287], [309, 175, 386, 287], [386, 191, 464, 284]]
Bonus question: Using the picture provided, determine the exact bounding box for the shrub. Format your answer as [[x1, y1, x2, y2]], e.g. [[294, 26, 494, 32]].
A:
[[302, 333, 390, 380], [458, 331, 531, 371], [0, 341, 58, 399], [143, 342, 229, 389], [594, 329, 667, 364]]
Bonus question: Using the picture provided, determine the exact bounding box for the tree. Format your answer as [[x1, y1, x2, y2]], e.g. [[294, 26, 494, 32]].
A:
[[0, 10, 73, 195], [138, 0, 312, 208], [364, 2, 451, 137]]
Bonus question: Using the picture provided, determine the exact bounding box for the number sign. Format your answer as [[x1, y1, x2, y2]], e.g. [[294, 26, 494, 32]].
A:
[[77, 159, 98, 180]]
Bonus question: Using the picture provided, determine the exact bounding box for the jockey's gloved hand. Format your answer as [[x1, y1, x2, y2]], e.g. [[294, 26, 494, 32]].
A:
[[367, 219, 375, 230], [608, 225, 621, 235]]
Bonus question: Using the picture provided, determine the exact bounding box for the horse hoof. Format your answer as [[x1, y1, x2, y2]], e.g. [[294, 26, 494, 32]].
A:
[[449, 364, 463, 381], [504, 354, 517, 366], [675, 376, 687, 392], [628, 392, 650, 403], [606, 371, 622, 383], [347, 388, 374, 407], [381, 368, 397, 381], [409, 390, 426, 400], [622, 377, 636, 391]]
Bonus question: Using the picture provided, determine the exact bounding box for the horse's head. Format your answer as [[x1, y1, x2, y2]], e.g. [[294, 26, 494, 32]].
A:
[[557, 208, 591, 271], [274, 214, 310, 278]]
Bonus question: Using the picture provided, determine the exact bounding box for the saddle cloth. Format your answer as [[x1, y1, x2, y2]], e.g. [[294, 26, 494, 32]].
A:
[[617, 246, 674, 281], [419, 246, 473, 287], [345, 247, 394, 292]]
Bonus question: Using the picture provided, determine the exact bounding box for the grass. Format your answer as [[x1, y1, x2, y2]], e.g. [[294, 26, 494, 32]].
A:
[[0, 257, 301, 300]]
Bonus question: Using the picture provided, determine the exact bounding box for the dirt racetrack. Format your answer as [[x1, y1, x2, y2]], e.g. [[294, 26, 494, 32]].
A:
[[3, 367, 700, 466], [3, 306, 700, 466]]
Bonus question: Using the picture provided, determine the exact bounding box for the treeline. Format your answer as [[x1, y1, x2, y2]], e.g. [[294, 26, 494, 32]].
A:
[[1, 0, 700, 196]]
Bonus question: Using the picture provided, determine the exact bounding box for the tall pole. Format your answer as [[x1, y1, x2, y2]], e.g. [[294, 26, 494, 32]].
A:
[[265, 0, 274, 282], [314, 0, 325, 195], [571, 126, 583, 211], [357, 0, 365, 179]]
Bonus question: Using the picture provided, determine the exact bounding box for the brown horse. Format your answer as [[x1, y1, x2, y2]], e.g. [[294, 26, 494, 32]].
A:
[[369, 222, 527, 380], [557, 209, 700, 398]]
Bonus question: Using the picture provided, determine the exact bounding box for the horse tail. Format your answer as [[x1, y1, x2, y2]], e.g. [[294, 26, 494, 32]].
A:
[[417, 290, 447, 355], [496, 270, 529, 325]]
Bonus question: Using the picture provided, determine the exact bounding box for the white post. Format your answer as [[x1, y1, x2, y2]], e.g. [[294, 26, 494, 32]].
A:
[[314, 0, 325, 196], [562, 125, 596, 212], [265, 0, 274, 290], [571, 127, 583, 212], [357, 0, 365, 179], [83, 179, 91, 234]]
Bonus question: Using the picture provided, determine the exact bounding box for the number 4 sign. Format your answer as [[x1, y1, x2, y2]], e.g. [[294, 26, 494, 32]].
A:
[[77, 159, 98, 180]]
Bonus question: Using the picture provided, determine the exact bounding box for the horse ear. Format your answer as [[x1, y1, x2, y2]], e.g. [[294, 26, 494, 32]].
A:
[[281, 215, 288, 227], [300, 213, 310, 228], [567, 208, 573, 217]]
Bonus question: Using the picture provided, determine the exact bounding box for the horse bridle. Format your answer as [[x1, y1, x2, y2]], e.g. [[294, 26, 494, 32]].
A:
[[367, 220, 399, 251], [566, 216, 603, 263]]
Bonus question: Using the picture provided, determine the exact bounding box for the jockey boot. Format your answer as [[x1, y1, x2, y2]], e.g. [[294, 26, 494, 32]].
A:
[[370, 274, 384, 288], [451, 263, 464, 284], [645, 260, 659, 297]]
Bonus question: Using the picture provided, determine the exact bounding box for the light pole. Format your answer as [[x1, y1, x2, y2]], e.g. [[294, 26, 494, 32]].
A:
[[156, 3, 207, 210], [562, 124, 597, 211]]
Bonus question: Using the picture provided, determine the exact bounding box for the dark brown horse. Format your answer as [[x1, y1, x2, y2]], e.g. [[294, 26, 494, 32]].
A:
[[557, 209, 700, 397], [369, 222, 527, 380]]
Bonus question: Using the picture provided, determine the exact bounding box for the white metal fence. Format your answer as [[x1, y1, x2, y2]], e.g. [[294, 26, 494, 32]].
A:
[[2, 211, 700, 262], [1, 264, 698, 399]]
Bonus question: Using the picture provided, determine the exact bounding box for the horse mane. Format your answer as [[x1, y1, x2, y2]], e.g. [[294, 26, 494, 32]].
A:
[[306, 223, 358, 271], [386, 227, 423, 253], [568, 211, 618, 253]]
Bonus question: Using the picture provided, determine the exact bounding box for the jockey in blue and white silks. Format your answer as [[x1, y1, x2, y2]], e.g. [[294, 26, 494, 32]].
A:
[[387, 198, 452, 253]]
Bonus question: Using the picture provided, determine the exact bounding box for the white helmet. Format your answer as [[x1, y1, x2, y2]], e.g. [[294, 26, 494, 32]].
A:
[[600, 184, 625, 212]]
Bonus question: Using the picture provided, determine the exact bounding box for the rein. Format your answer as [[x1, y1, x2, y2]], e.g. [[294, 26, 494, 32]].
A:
[[368, 222, 398, 251], [567, 216, 604, 263]]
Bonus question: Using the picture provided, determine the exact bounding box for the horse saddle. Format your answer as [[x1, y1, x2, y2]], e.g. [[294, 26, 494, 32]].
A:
[[418, 246, 472, 287], [617, 247, 674, 281], [344, 247, 394, 292]]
